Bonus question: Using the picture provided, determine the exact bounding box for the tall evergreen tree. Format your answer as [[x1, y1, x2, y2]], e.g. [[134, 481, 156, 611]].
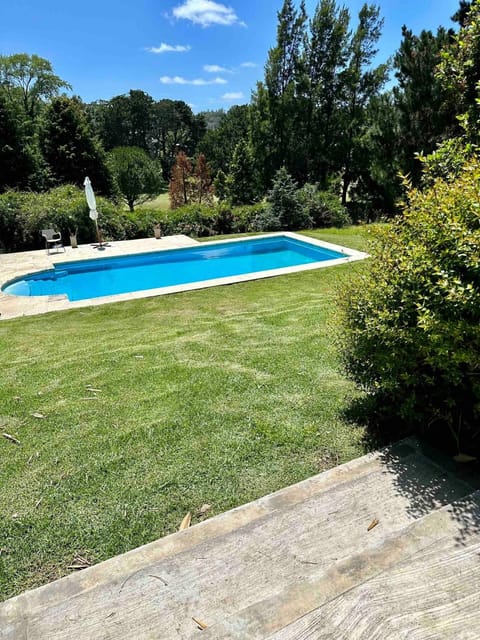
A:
[[0, 92, 36, 191], [304, 0, 350, 185], [452, 1, 473, 26], [394, 26, 457, 183], [263, 0, 307, 180], [339, 3, 388, 205], [198, 105, 250, 174], [150, 100, 205, 179], [226, 139, 260, 205], [98, 90, 154, 152], [351, 92, 402, 218], [40, 96, 114, 195]]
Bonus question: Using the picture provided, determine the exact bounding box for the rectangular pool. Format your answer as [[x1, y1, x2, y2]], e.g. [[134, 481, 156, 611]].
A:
[[3, 233, 366, 302]]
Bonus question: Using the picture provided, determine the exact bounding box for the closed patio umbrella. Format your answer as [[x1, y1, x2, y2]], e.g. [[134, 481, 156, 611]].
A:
[[83, 176, 102, 247]]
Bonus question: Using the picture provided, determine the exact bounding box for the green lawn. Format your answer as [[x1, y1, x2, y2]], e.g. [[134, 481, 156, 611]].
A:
[[0, 226, 372, 600], [138, 191, 170, 210]]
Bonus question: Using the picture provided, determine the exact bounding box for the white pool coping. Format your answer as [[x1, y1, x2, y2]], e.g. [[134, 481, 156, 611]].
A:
[[0, 232, 368, 320]]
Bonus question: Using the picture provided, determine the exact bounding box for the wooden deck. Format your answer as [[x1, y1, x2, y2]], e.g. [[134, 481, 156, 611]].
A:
[[1, 439, 479, 639]]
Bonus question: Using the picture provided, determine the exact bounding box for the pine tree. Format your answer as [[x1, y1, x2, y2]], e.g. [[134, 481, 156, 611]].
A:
[[268, 167, 310, 230], [394, 26, 457, 183], [304, 0, 350, 185], [340, 3, 388, 205], [213, 169, 228, 202], [40, 96, 114, 195], [262, 0, 307, 180], [437, 1, 480, 142], [226, 140, 260, 205]]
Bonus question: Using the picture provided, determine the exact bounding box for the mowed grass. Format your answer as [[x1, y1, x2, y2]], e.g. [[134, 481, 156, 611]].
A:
[[139, 191, 170, 210], [0, 227, 371, 600]]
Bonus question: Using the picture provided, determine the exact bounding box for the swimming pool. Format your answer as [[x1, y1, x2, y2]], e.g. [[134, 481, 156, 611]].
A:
[[2, 233, 366, 303]]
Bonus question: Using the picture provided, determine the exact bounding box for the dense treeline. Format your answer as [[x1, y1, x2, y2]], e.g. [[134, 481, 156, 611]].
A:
[[0, 0, 476, 233]]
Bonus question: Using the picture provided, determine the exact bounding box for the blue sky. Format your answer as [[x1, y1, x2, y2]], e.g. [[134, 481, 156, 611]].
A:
[[1, 0, 461, 113]]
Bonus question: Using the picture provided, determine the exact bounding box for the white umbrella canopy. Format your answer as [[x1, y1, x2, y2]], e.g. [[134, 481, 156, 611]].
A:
[[83, 176, 101, 245]]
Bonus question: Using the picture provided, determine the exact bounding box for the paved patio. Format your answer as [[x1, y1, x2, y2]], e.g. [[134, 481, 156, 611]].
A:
[[0, 235, 199, 320]]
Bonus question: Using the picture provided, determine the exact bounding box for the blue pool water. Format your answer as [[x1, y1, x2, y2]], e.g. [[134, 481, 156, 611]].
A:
[[3, 235, 346, 302]]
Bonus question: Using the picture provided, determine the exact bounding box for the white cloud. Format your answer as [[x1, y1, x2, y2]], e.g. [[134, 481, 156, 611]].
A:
[[204, 64, 231, 73], [240, 61, 257, 68], [222, 91, 244, 100], [172, 0, 245, 27], [147, 43, 191, 54], [160, 75, 228, 86]]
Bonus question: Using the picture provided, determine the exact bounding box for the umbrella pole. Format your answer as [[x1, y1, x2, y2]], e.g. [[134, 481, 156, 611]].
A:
[[95, 220, 101, 246]]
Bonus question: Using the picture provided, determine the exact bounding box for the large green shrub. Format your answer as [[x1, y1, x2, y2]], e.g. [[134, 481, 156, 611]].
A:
[[340, 157, 480, 454], [230, 203, 271, 233], [0, 186, 130, 250], [298, 184, 351, 227], [0, 191, 32, 251]]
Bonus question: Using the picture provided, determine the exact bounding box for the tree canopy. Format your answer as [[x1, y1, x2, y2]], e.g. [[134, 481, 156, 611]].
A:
[[0, 53, 71, 119]]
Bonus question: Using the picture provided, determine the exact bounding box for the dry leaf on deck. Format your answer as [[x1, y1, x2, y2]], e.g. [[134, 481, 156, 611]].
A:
[[367, 518, 380, 532], [179, 512, 192, 530], [192, 617, 208, 630], [3, 433, 20, 445], [453, 453, 477, 463]]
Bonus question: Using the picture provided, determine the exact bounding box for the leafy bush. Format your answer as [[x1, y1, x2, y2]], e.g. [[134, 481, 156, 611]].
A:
[[230, 203, 271, 233], [0, 191, 32, 251], [134, 202, 273, 237], [298, 184, 351, 227], [0, 185, 130, 250], [416, 138, 477, 186], [340, 157, 480, 455]]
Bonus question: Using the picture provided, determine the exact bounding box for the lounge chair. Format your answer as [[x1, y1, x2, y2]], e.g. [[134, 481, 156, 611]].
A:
[[41, 229, 65, 255]]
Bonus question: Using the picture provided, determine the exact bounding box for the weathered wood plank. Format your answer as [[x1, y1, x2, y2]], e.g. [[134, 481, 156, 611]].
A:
[[270, 500, 480, 640], [0, 443, 474, 640]]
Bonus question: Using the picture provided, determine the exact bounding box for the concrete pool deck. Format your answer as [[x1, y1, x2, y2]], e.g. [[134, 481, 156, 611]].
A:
[[0, 233, 367, 320]]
